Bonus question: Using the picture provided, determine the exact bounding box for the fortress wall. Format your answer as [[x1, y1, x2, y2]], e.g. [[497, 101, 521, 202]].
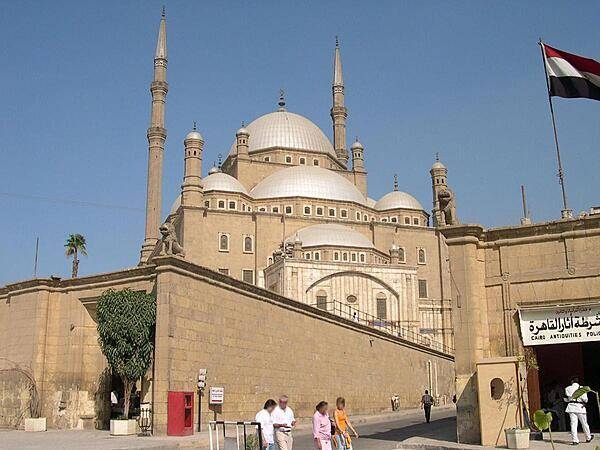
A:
[[151, 256, 454, 434], [0, 270, 154, 429]]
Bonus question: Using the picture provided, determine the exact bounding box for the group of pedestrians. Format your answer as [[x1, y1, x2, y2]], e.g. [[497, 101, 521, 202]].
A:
[[254, 395, 358, 450]]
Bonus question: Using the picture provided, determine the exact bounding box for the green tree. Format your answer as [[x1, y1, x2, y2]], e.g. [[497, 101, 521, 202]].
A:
[[64, 233, 87, 278], [97, 289, 156, 419]]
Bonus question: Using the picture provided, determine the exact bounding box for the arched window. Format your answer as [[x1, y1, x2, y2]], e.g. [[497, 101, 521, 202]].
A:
[[376, 292, 387, 320], [219, 233, 229, 252], [316, 290, 327, 310], [398, 247, 406, 263], [244, 236, 253, 253], [418, 248, 426, 264]]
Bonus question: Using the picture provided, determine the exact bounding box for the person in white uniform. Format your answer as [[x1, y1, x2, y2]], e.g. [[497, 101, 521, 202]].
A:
[[272, 395, 296, 450], [564, 377, 594, 445]]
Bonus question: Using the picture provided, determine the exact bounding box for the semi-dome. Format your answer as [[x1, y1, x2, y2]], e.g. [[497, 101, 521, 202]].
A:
[[285, 224, 374, 249], [375, 191, 423, 211], [250, 166, 366, 204], [203, 172, 248, 195], [229, 110, 336, 157]]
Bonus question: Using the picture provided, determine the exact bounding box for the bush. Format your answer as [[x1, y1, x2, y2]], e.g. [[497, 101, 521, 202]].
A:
[[97, 289, 156, 419]]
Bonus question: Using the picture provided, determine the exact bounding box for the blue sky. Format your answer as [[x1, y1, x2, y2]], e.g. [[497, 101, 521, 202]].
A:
[[1, 0, 599, 284]]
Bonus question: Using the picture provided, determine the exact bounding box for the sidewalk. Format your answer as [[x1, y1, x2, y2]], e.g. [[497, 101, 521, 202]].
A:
[[0, 406, 450, 450], [398, 433, 598, 450]]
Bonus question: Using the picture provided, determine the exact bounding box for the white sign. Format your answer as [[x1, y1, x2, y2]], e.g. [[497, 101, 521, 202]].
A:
[[519, 304, 600, 346], [209, 387, 224, 404]]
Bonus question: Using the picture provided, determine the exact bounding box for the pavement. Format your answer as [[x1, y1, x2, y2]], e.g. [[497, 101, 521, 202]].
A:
[[0, 406, 452, 450], [293, 406, 456, 450], [398, 430, 599, 450], [2, 406, 597, 450]]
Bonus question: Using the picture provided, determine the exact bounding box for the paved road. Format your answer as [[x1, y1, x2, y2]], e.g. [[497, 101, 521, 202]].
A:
[[291, 408, 456, 450]]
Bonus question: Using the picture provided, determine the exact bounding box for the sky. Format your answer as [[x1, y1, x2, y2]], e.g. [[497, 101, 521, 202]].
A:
[[1, 0, 599, 285]]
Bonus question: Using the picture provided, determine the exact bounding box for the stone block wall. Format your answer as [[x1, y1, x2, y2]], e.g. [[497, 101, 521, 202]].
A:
[[151, 257, 454, 434]]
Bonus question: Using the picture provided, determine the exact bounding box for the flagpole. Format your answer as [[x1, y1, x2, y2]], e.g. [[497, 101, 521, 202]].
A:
[[538, 39, 572, 219]]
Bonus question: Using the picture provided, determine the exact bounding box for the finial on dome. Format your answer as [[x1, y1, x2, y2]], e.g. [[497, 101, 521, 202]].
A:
[[278, 89, 286, 111], [161, 5, 166, 17], [393, 174, 398, 191], [241, 120, 245, 127], [193, 121, 197, 131], [335, 35, 339, 47], [208, 162, 220, 175], [435, 152, 439, 161], [217, 153, 223, 168]]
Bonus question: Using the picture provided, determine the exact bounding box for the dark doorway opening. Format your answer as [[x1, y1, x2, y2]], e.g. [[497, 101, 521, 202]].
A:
[[530, 342, 600, 432]]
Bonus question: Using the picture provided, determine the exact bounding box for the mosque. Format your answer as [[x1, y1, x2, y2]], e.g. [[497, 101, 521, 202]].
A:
[[141, 13, 457, 349], [4, 9, 600, 441]]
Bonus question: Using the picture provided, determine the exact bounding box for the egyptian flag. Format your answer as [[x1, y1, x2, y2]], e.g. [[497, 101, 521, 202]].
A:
[[542, 44, 600, 101]]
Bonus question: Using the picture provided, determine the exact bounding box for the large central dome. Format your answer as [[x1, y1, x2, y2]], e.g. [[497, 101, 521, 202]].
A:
[[229, 110, 336, 157], [250, 166, 366, 204]]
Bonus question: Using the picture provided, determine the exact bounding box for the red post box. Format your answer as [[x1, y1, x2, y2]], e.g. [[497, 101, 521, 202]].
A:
[[167, 391, 194, 436]]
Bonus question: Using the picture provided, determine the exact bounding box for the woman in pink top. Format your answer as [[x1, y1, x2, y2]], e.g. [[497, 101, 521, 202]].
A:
[[313, 401, 332, 450]]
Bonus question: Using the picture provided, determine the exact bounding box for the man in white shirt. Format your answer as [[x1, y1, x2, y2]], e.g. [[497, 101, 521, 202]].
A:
[[255, 399, 277, 450], [272, 395, 296, 450], [564, 377, 593, 445]]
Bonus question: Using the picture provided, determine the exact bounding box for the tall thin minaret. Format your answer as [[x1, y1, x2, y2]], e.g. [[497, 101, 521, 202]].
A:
[[331, 37, 348, 166], [140, 9, 168, 263]]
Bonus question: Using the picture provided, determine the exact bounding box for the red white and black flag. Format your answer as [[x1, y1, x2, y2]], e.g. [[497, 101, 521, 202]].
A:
[[542, 44, 600, 101]]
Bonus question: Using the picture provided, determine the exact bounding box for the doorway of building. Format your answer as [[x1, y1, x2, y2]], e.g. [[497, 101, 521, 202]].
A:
[[530, 342, 600, 432]]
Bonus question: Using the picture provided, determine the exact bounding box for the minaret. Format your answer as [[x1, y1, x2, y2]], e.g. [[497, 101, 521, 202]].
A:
[[140, 9, 168, 263], [351, 138, 365, 172], [236, 122, 250, 160], [181, 122, 204, 207], [330, 37, 348, 166], [431, 154, 446, 227]]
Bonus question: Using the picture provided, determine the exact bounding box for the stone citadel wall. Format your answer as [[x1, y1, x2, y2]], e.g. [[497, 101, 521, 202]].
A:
[[0, 258, 454, 434]]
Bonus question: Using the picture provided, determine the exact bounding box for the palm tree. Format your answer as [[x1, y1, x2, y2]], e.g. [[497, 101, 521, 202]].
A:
[[65, 234, 87, 278]]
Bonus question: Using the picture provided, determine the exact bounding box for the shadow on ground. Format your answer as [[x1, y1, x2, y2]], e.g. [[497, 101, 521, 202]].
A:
[[359, 416, 457, 444]]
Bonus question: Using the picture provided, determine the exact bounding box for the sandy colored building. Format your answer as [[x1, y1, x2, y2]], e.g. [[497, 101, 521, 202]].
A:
[[0, 12, 456, 433], [443, 216, 600, 445]]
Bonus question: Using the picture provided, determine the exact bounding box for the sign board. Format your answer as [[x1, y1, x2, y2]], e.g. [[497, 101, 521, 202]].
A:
[[209, 387, 224, 404], [197, 369, 207, 390], [519, 304, 600, 346]]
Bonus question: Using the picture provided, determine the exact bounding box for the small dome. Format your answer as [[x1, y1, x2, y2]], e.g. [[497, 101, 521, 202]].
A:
[[431, 160, 446, 170], [250, 166, 366, 204], [169, 195, 182, 215], [285, 224, 374, 249], [229, 110, 336, 157], [375, 191, 423, 211], [351, 140, 363, 150], [208, 165, 220, 175], [186, 130, 203, 141], [203, 172, 248, 195], [236, 126, 249, 136]]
